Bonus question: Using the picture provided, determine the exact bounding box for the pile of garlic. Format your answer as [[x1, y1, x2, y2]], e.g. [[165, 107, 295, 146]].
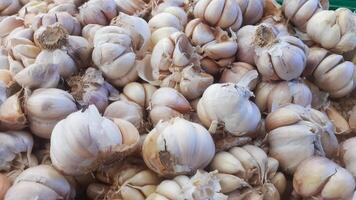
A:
[[0, 0, 355, 199]]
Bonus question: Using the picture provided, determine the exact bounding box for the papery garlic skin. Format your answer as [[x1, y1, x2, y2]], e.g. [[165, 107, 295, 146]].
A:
[[78, 0, 117, 25], [293, 157, 355, 200], [237, 0, 265, 25], [255, 80, 312, 113], [25, 88, 78, 139], [0, 174, 10, 199], [305, 47, 355, 98], [149, 87, 191, 126], [219, 62, 257, 90], [324, 104, 352, 134], [50, 105, 139, 176], [193, 0, 243, 31], [0, 91, 26, 130], [32, 12, 81, 35], [306, 8, 356, 53], [5, 165, 75, 200], [142, 117, 215, 177], [282, 0, 329, 31], [266, 104, 338, 174], [0, 0, 21, 16]]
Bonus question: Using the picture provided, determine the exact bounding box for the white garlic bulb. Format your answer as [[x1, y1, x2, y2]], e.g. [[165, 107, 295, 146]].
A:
[[219, 62, 257, 90], [18, 1, 49, 26], [78, 0, 117, 25], [142, 117, 215, 177], [236, 25, 258, 65], [25, 88, 78, 139], [50, 105, 140, 176], [32, 12, 81, 35], [237, 0, 265, 25]]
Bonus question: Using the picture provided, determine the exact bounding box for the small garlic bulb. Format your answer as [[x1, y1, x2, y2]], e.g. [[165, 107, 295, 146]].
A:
[[293, 157, 355, 200], [304, 47, 355, 98], [92, 26, 138, 87], [5, 165, 75, 200], [340, 137, 356, 179], [0, 174, 10, 200], [116, 0, 150, 16], [193, 0, 243, 31], [219, 62, 257, 90], [306, 8, 356, 53], [237, 0, 265, 25], [142, 117, 215, 177], [0, 0, 21, 16], [121, 82, 157, 109], [78, 0, 117, 25], [351, 105, 356, 133], [255, 80, 312, 113], [147, 170, 227, 200], [210, 145, 287, 199], [254, 24, 309, 81], [282, 0, 329, 31], [25, 88, 78, 139], [50, 105, 140, 175], [149, 87, 191, 126], [32, 12, 81, 35], [0, 91, 26, 130], [266, 104, 339, 174], [197, 72, 261, 136], [68, 67, 120, 113], [0, 131, 33, 172]]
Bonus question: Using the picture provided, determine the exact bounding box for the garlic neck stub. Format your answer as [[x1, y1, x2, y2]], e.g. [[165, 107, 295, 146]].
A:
[[293, 157, 355, 200], [266, 104, 339, 174], [236, 25, 258, 65], [142, 117, 215, 177]]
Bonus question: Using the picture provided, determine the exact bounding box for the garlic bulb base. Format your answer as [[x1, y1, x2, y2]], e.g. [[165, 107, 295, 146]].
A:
[[34, 24, 68, 50]]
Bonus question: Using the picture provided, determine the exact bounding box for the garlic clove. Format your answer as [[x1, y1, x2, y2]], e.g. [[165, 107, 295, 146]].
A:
[[0, 16, 24, 38], [324, 105, 351, 134], [0, 91, 26, 131]]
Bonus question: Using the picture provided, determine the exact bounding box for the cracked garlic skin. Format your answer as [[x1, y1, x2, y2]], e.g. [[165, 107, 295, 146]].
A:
[[149, 87, 191, 126], [142, 117, 215, 177], [50, 105, 140, 176], [293, 157, 355, 200], [305, 47, 355, 98], [210, 145, 286, 200], [255, 80, 312, 113], [307, 8, 356, 53], [25, 88, 78, 139], [266, 104, 338, 174], [282, 0, 329, 31], [78, 0, 117, 25], [5, 165, 75, 200]]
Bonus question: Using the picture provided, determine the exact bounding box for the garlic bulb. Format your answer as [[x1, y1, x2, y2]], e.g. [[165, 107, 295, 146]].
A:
[[193, 0, 243, 31], [0, 131, 33, 171], [142, 117, 215, 177], [92, 26, 138, 87], [266, 104, 338, 174], [149, 87, 191, 125], [32, 12, 81, 35], [254, 24, 309, 81], [0, 174, 10, 200], [5, 165, 75, 200], [210, 145, 287, 199], [236, 25, 258, 65], [351, 105, 356, 133], [78, 0, 117, 25], [282, 0, 329, 31], [68, 67, 120, 113], [93, 161, 161, 200], [116, 0, 150, 16], [121, 82, 157, 109], [197, 71, 261, 136], [340, 137, 356, 179], [293, 157, 355, 200], [50, 105, 140, 175], [25, 88, 78, 139], [48, 2, 78, 16], [147, 170, 227, 200], [306, 8, 356, 53], [0, 91, 26, 130], [34, 24, 92, 78], [237, 0, 265, 25], [219, 62, 257, 90], [0, 0, 21, 16], [304, 47, 355, 98], [0, 16, 24, 39], [18, 1, 49, 26], [255, 80, 312, 113]]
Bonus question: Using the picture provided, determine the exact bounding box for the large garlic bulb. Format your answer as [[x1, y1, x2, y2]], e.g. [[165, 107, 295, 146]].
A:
[[147, 170, 227, 200], [282, 0, 329, 31], [5, 165, 75, 200], [304, 46, 355, 98], [266, 104, 338, 174], [210, 145, 287, 199], [92, 26, 138, 87], [78, 0, 117, 25], [293, 157, 355, 200], [237, 0, 265, 25], [0, 0, 22, 16], [142, 117, 215, 177], [193, 0, 243, 31], [50, 105, 140, 175], [32, 12, 81, 35], [219, 62, 257, 90], [149, 87, 191, 126], [306, 8, 356, 53], [255, 80, 312, 113], [68, 67, 120, 113], [25, 88, 78, 139], [197, 72, 261, 136], [0, 91, 26, 130], [254, 24, 309, 81]]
